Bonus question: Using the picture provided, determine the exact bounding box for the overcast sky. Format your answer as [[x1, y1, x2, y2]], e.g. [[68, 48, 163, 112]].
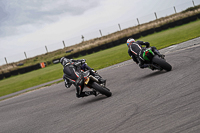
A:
[[0, 0, 199, 65]]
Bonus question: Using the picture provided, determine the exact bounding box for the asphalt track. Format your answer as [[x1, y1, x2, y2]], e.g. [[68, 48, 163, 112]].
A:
[[0, 38, 200, 133]]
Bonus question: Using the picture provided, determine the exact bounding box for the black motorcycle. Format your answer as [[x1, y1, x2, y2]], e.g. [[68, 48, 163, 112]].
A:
[[142, 47, 172, 71], [82, 70, 112, 97]]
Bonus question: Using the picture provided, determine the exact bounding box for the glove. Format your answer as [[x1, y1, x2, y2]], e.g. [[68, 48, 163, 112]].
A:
[[144, 42, 150, 48], [74, 62, 81, 66]]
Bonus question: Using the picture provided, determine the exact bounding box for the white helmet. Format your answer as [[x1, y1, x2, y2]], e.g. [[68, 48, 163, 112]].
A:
[[127, 38, 135, 47]]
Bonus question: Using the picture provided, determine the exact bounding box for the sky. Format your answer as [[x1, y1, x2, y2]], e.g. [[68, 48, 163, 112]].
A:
[[0, 0, 199, 65]]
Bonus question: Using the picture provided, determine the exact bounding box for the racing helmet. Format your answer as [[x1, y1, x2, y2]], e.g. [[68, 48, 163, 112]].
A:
[[127, 38, 135, 47], [60, 57, 70, 66]]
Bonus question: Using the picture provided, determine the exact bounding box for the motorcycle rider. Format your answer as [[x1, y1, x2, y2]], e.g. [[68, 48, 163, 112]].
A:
[[127, 38, 165, 69], [60, 57, 106, 98]]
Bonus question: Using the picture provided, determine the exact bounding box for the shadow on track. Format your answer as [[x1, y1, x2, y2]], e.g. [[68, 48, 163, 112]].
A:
[[75, 95, 111, 106], [135, 70, 169, 80]]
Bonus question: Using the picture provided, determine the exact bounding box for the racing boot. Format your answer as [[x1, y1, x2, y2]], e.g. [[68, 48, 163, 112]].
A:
[[76, 91, 97, 98], [83, 91, 97, 96], [91, 91, 97, 96], [148, 64, 155, 70]]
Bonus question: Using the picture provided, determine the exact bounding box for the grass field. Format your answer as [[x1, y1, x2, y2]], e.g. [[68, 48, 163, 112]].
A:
[[0, 19, 200, 97]]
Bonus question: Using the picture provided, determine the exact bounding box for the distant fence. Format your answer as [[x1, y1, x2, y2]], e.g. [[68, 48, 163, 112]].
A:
[[52, 12, 200, 64], [1, 0, 200, 66]]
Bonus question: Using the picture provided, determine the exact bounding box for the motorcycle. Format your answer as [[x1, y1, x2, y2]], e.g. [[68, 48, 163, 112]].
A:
[[82, 70, 112, 97], [62, 58, 112, 97], [64, 63, 112, 97], [142, 47, 172, 71]]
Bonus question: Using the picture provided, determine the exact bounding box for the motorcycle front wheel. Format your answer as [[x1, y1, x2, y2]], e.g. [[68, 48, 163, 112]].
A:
[[152, 56, 172, 71], [91, 82, 112, 97]]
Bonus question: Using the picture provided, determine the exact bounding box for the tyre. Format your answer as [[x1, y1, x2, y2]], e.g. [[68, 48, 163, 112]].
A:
[[152, 56, 172, 71], [91, 82, 112, 97]]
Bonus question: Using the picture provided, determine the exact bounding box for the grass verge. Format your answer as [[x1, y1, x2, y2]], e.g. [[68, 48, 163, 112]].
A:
[[0, 19, 200, 97]]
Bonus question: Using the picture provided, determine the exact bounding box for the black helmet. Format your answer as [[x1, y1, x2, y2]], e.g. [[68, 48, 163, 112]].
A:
[[60, 57, 70, 66]]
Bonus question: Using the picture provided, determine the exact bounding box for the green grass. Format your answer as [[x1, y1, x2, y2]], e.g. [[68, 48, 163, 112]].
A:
[[0, 64, 63, 97], [0, 19, 200, 97], [140, 19, 200, 49]]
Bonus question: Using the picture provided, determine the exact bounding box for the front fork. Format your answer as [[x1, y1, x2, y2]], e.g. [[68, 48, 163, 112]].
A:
[[85, 75, 106, 88]]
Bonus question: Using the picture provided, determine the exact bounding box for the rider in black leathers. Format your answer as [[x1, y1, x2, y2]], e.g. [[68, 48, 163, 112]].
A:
[[60, 57, 106, 98], [127, 38, 165, 69]]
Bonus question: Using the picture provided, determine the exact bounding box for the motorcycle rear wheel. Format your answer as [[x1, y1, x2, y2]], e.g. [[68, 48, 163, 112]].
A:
[[91, 82, 112, 97]]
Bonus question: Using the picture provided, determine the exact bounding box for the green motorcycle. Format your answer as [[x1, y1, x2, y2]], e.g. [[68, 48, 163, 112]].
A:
[[142, 48, 172, 71]]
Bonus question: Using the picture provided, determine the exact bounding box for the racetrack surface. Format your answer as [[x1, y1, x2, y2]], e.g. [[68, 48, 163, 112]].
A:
[[0, 38, 200, 133]]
